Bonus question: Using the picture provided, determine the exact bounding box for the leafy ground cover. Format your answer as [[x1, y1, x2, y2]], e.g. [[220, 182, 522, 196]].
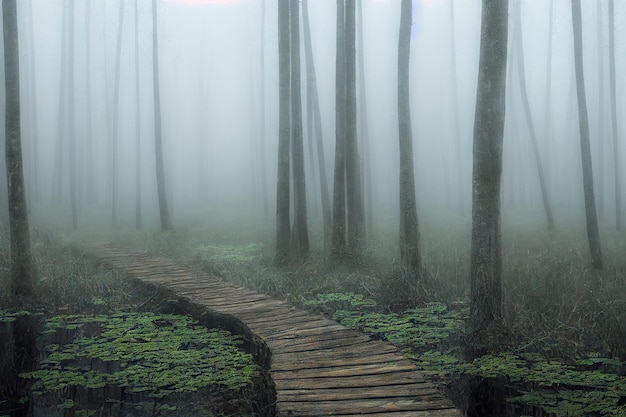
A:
[[0, 231, 264, 417]]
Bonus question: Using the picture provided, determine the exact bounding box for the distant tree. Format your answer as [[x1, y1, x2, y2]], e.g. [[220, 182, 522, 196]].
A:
[[449, 0, 465, 215], [68, 0, 78, 230], [134, 0, 142, 230], [152, 0, 173, 231], [111, 0, 126, 228], [303, 0, 332, 249], [344, 0, 364, 257], [84, 1, 95, 202], [331, 0, 346, 260], [331, 0, 347, 260], [609, 0, 621, 231], [2, 1, 38, 415], [469, 0, 508, 339], [290, 0, 310, 258], [512, 0, 554, 232], [25, 0, 40, 205], [571, 0, 603, 269], [397, 0, 421, 273], [275, 0, 291, 266], [357, 0, 373, 232], [596, 1, 606, 218], [52, 2, 69, 204], [258, 0, 269, 218]]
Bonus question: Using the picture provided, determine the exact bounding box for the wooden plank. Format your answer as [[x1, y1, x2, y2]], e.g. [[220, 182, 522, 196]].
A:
[[271, 352, 406, 371], [271, 370, 425, 390], [278, 383, 441, 401], [272, 361, 418, 380], [277, 398, 457, 414]]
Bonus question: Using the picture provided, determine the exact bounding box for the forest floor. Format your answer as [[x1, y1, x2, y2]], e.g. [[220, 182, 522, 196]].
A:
[[97, 216, 626, 417], [2, 214, 626, 416]]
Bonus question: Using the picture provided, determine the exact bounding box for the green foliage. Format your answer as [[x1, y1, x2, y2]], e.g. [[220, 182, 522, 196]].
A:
[[304, 293, 626, 416], [22, 312, 259, 415]]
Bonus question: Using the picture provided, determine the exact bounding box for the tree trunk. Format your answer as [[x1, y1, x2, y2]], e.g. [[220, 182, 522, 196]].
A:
[[609, 0, 621, 231], [331, 0, 347, 260], [135, 0, 142, 230], [152, 0, 173, 231], [68, 0, 78, 230], [596, 1, 606, 219], [259, 0, 269, 218], [469, 0, 508, 339], [357, 0, 373, 233], [513, 0, 554, 232], [84, 1, 95, 201], [344, 0, 363, 257], [3, 3, 38, 414], [52, 2, 68, 204], [571, 0, 603, 269], [275, 0, 291, 266], [303, 0, 332, 250], [398, 0, 421, 274], [290, 0, 310, 258], [111, 0, 126, 228], [449, 0, 465, 215]]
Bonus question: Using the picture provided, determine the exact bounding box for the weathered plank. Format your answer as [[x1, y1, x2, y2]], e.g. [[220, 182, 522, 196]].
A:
[[77, 242, 461, 417]]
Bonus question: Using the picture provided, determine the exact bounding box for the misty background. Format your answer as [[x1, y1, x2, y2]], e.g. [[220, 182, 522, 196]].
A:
[[1, 0, 624, 245]]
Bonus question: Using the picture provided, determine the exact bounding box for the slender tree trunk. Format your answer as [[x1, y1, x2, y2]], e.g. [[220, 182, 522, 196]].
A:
[[111, 0, 126, 227], [26, 0, 40, 205], [596, 1, 606, 219], [357, 0, 373, 233], [302, 0, 332, 250], [398, 0, 420, 273], [469, 0, 508, 338], [68, 0, 78, 230], [152, 0, 173, 231], [331, 0, 347, 260], [259, 0, 269, 218], [84, 1, 95, 201], [135, 0, 142, 230], [344, 0, 364, 257], [52, 2, 68, 204], [449, 0, 465, 215], [290, 0, 310, 258], [275, 0, 291, 266], [3, 4, 38, 415], [609, 0, 621, 231], [513, 0, 554, 232], [571, 0, 603, 269]]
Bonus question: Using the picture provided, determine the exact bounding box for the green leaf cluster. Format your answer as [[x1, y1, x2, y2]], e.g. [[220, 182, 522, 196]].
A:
[[22, 312, 259, 398]]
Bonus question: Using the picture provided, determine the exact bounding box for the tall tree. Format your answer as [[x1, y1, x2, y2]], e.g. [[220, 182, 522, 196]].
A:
[[134, 0, 142, 230], [344, 0, 364, 257], [397, 0, 420, 273], [449, 0, 465, 214], [609, 0, 621, 231], [275, 0, 291, 266], [152, 0, 173, 231], [3, 2, 37, 415], [331, 0, 347, 260], [84, 1, 95, 201], [290, 0, 310, 258], [469, 0, 508, 337], [52, 2, 68, 204], [357, 0, 373, 232], [571, 0, 603, 269], [596, 1, 606, 218], [68, 0, 78, 230], [111, 0, 126, 227], [513, 0, 554, 232], [303, 0, 332, 249]]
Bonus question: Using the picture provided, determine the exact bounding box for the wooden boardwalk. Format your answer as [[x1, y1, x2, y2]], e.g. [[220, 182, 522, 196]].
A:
[[79, 242, 461, 417]]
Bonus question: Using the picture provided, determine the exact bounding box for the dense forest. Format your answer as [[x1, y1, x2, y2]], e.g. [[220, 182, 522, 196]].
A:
[[0, 0, 625, 416]]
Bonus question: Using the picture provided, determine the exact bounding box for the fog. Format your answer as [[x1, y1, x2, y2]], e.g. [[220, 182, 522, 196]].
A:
[[2, 0, 625, 241]]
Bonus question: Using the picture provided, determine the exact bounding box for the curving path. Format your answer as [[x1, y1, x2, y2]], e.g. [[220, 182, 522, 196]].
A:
[[79, 242, 461, 417]]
